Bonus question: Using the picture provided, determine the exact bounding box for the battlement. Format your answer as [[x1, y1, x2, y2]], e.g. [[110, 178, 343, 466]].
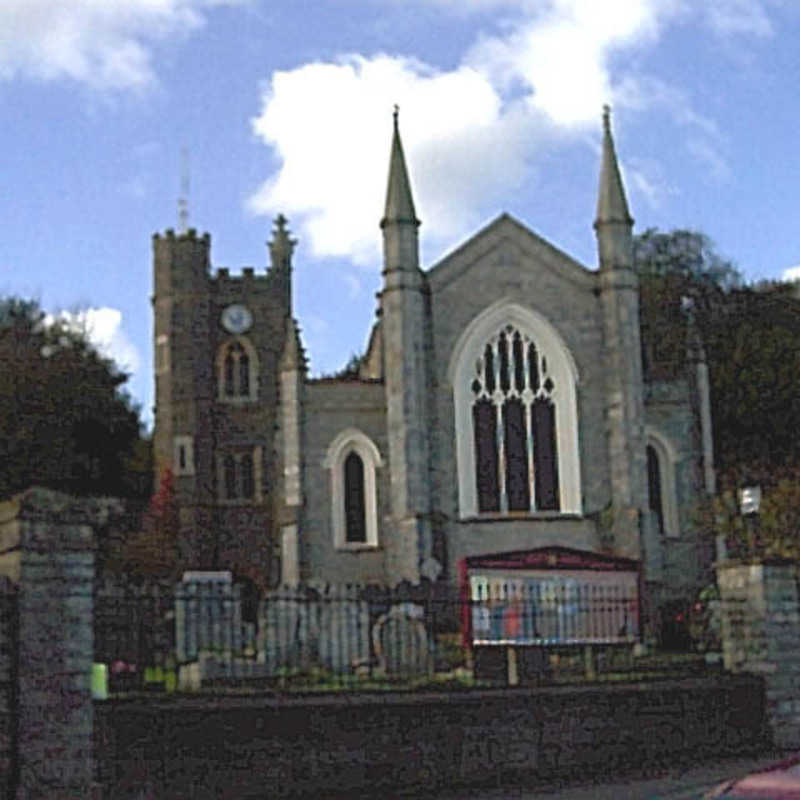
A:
[[212, 266, 271, 284], [153, 228, 211, 243], [153, 217, 293, 310]]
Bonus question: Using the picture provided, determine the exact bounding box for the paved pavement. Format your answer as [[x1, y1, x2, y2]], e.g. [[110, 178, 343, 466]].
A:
[[430, 751, 787, 799]]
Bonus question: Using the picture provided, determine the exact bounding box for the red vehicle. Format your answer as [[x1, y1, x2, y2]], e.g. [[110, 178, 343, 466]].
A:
[[706, 754, 800, 798]]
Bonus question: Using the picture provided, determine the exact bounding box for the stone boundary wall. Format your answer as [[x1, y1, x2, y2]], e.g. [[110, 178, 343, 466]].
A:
[[0, 488, 98, 800], [0, 577, 16, 800], [95, 676, 766, 799], [717, 562, 800, 749]]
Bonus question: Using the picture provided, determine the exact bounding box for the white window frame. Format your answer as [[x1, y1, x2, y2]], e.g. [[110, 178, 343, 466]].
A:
[[323, 428, 382, 550], [646, 427, 680, 538], [156, 334, 169, 375], [216, 336, 259, 403], [448, 300, 582, 519]]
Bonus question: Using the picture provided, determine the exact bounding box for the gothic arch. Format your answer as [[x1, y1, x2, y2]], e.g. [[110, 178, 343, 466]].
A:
[[323, 428, 383, 549], [216, 336, 259, 402], [645, 427, 680, 538], [449, 300, 581, 518]]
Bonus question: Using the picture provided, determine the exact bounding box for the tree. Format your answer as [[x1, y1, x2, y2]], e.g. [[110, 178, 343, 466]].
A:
[[636, 230, 800, 497], [0, 296, 148, 499], [635, 228, 741, 381], [111, 468, 180, 579], [707, 283, 800, 483]]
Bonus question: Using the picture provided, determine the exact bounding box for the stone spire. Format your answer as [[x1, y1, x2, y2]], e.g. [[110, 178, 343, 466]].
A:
[[594, 105, 647, 562], [378, 105, 429, 583], [595, 105, 633, 229], [381, 106, 419, 228]]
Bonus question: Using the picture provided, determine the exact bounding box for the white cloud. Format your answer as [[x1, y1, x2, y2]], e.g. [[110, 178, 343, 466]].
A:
[[47, 307, 142, 376], [783, 266, 800, 282], [250, 55, 536, 264], [0, 0, 247, 90], [703, 0, 774, 37], [250, 0, 774, 263]]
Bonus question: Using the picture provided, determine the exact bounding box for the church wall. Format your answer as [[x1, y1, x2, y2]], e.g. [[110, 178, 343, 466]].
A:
[[301, 381, 389, 585], [644, 380, 708, 600], [423, 222, 613, 581]]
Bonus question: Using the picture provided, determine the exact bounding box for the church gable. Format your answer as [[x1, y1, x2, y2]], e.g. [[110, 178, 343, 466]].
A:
[[427, 213, 596, 295], [425, 214, 602, 382]]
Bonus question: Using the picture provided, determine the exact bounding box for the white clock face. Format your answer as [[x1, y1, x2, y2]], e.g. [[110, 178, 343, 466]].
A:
[[221, 304, 253, 334]]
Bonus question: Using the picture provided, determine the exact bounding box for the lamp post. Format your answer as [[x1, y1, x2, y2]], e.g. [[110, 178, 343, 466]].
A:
[[738, 485, 762, 561]]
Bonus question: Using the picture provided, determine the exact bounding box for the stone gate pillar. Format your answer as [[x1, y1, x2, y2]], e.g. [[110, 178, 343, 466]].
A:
[[717, 561, 800, 749], [0, 488, 98, 799]]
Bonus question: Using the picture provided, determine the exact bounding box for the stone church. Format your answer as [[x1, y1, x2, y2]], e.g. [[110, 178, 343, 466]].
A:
[[151, 109, 715, 617]]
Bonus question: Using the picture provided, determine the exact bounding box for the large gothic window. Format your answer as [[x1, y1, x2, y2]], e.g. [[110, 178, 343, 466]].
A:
[[471, 325, 560, 513], [450, 302, 581, 518], [324, 429, 382, 550], [217, 337, 258, 402]]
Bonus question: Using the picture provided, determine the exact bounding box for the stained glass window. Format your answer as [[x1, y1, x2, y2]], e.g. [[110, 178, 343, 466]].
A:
[[470, 323, 560, 512]]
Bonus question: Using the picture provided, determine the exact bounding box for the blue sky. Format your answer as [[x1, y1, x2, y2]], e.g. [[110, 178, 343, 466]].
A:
[[2, 0, 799, 428]]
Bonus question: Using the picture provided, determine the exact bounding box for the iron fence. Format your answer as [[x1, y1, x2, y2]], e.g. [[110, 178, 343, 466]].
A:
[[93, 573, 714, 694]]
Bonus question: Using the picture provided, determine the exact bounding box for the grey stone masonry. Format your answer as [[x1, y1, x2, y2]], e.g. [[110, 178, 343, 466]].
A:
[[0, 488, 98, 799], [0, 576, 16, 800], [717, 562, 800, 750]]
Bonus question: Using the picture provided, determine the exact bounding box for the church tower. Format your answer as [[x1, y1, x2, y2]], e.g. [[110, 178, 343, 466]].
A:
[[379, 109, 433, 583], [151, 216, 295, 585], [594, 107, 648, 560]]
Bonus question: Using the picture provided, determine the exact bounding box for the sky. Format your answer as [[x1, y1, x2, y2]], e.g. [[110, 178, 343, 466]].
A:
[[2, 0, 799, 429]]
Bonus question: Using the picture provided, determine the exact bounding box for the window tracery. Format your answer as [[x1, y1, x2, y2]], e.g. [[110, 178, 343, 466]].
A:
[[450, 302, 581, 518], [217, 337, 257, 402], [470, 324, 560, 513]]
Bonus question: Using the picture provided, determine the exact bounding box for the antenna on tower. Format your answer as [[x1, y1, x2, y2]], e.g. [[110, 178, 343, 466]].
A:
[[178, 146, 190, 233]]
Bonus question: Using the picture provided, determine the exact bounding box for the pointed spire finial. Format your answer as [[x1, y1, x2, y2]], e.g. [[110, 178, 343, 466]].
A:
[[381, 106, 419, 228], [178, 146, 190, 233], [595, 104, 633, 229], [268, 213, 296, 272]]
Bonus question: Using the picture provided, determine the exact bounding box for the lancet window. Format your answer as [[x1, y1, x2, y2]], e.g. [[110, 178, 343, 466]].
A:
[[217, 337, 258, 402], [324, 429, 382, 550]]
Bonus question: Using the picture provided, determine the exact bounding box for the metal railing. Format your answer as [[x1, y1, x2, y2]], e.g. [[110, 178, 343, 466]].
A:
[[91, 573, 719, 694]]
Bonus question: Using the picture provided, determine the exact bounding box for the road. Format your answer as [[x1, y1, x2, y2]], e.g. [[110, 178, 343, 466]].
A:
[[428, 751, 785, 799]]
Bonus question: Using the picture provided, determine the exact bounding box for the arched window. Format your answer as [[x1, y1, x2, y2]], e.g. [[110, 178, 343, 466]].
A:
[[645, 429, 680, 538], [324, 429, 382, 550], [217, 338, 258, 402], [647, 445, 664, 535], [450, 302, 581, 518]]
